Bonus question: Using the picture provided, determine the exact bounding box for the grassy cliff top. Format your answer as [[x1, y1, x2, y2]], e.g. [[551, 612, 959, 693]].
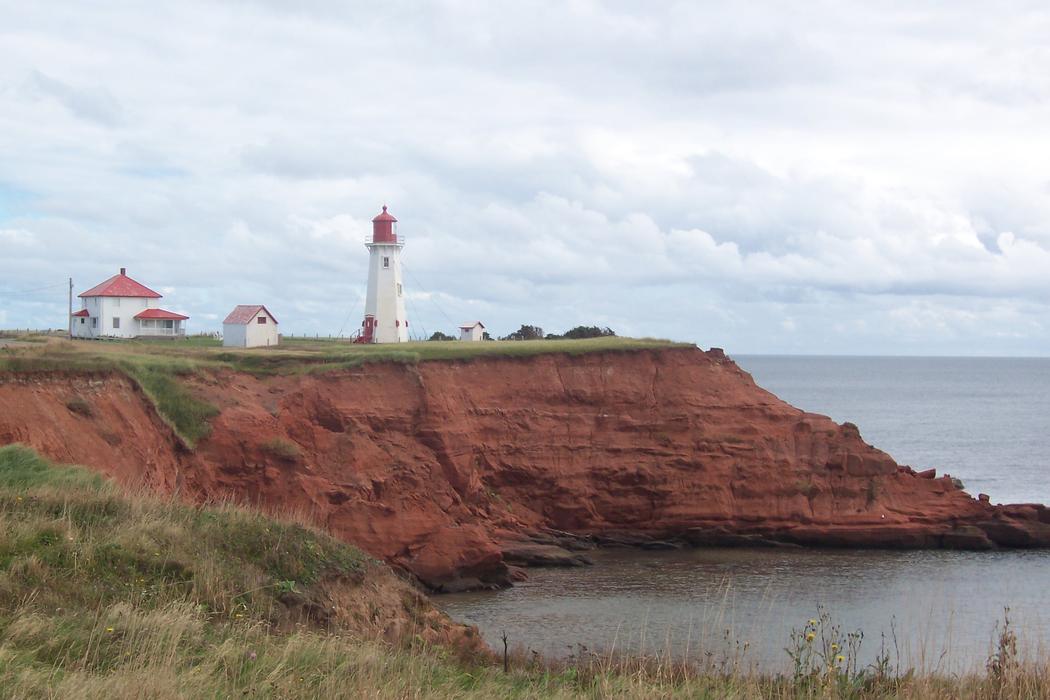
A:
[[0, 334, 695, 375], [2, 447, 1047, 698]]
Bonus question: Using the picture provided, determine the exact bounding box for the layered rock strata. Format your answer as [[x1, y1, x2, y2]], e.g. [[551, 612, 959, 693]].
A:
[[3, 348, 1049, 591]]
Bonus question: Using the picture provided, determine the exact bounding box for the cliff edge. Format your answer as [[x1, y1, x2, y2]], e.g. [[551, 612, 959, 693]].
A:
[[3, 346, 1049, 591]]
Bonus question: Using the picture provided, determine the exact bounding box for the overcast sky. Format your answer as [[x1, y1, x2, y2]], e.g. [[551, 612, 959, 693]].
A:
[[2, 2, 1049, 354]]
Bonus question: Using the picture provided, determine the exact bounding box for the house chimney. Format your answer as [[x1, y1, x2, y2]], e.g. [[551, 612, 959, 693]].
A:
[[120, 267, 126, 275]]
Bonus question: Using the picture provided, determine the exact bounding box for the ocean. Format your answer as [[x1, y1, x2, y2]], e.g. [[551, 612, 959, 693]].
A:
[[742, 356, 1050, 506], [437, 356, 1050, 670]]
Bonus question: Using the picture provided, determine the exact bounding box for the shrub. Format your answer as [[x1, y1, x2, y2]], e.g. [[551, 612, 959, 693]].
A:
[[262, 437, 301, 461], [65, 396, 95, 418], [562, 325, 616, 340], [500, 325, 544, 341]]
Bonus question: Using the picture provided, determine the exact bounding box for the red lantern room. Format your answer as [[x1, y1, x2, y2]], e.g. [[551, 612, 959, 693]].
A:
[[372, 205, 398, 243]]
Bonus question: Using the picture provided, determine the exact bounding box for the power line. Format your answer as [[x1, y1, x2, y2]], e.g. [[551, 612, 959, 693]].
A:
[[401, 290, 427, 340], [0, 282, 68, 299], [401, 262, 459, 332], [336, 292, 365, 338]]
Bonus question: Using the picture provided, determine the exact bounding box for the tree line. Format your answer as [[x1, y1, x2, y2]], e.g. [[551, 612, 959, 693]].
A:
[[427, 325, 616, 342]]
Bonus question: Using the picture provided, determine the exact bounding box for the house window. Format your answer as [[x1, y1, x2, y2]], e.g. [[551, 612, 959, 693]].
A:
[[112, 317, 120, 329], [258, 316, 267, 324], [79, 318, 85, 324], [397, 283, 402, 296], [383, 257, 390, 268], [92, 318, 97, 328], [163, 320, 173, 329]]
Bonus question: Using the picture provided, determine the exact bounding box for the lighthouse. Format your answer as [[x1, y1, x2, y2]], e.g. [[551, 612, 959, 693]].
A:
[[359, 205, 408, 343]]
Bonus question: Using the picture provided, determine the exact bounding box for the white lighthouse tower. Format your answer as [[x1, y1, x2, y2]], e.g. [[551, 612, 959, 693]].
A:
[[359, 205, 408, 343]]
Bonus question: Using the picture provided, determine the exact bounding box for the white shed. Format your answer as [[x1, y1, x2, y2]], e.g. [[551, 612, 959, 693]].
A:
[[459, 321, 485, 342], [223, 305, 279, 348]]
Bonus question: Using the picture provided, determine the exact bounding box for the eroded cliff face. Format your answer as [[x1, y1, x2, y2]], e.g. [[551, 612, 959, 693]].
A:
[[3, 347, 1049, 591]]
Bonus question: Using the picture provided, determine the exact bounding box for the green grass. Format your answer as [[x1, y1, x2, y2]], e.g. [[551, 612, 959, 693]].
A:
[[0, 445, 368, 610], [260, 437, 301, 461], [1, 446, 1048, 698], [2, 335, 690, 377], [283, 335, 692, 363], [120, 361, 218, 446]]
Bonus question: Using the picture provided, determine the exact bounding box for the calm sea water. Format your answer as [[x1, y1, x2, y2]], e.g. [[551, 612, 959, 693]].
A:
[[742, 356, 1050, 506], [438, 356, 1050, 670]]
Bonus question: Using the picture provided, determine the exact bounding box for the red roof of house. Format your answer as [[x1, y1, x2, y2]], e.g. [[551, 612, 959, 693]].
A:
[[223, 304, 278, 325], [71, 309, 90, 317], [134, 308, 188, 320], [79, 269, 162, 298]]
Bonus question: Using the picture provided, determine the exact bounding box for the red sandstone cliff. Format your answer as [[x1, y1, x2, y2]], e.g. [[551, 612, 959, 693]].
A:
[[3, 347, 1049, 591]]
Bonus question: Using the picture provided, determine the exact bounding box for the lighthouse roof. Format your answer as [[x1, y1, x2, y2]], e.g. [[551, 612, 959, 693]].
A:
[[372, 205, 397, 223]]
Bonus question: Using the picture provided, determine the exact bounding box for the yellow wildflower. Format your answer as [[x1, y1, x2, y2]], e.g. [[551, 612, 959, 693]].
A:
[[808, 619, 817, 626], [106, 627, 114, 633], [805, 632, 815, 642], [831, 643, 839, 652], [836, 655, 845, 664]]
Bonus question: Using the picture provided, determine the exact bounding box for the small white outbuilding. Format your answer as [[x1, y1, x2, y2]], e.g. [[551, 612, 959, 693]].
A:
[[459, 321, 485, 342], [223, 305, 279, 348]]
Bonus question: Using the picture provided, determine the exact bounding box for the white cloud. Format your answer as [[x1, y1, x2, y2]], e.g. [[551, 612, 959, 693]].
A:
[[0, 1, 1049, 353]]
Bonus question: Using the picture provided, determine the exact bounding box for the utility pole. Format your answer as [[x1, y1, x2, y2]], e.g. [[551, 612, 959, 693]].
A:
[[67, 277, 73, 340]]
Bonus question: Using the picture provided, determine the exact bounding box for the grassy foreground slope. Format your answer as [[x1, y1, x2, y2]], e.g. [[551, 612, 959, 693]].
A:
[[2, 445, 1049, 699]]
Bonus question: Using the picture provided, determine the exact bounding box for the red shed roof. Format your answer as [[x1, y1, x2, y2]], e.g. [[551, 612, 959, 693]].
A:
[[222, 304, 278, 325], [134, 308, 188, 320], [79, 269, 162, 298], [71, 309, 90, 317]]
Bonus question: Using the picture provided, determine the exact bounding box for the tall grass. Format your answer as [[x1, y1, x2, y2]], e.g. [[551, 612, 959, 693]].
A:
[[120, 361, 218, 446], [2, 445, 1050, 698], [3, 334, 693, 377]]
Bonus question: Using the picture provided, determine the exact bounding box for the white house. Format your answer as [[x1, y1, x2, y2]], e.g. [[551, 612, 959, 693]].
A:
[[357, 205, 409, 343], [459, 321, 485, 342], [72, 268, 188, 339], [222, 305, 279, 348]]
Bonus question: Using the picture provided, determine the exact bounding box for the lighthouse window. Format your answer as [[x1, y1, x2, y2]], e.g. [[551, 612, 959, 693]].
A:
[[383, 256, 390, 268], [397, 283, 402, 296], [257, 316, 266, 324]]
